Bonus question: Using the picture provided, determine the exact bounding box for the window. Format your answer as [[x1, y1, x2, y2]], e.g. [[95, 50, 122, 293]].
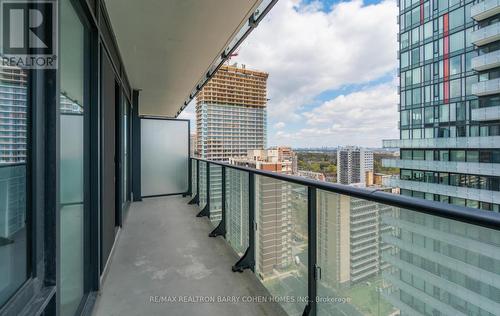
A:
[[402, 51, 409, 68], [450, 31, 464, 53], [424, 21, 433, 39], [450, 79, 461, 98], [401, 32, 409, 49], [412, 68, 421, 84], [424, 43, 433, 61], [412, 48, 420, 65], [425, 150, 434, 160], [401, 149, 412, 160], [413, 150, 425, 160], [424, 107, 434, 124], [439, 172, 449, 185], [439, 104, 449, 122], [0, 66, 28, 306], [467, 150, 479, 162], [401, 110, 410, 126], [450, 55, 461, 75], [401, 169, 412, 180], [412, 108, 422, 125], [439, 150, 449, 161], [438, 0, 448, 12], [449, 7, 464, 30], [411, 7, 420, 26], [450, 150, 465, 161], [456, 102, 466, 121], [412, 27, 420, 45]]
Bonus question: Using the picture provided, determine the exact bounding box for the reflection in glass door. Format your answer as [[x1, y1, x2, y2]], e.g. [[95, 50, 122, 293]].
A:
[[0, 66, 28, 306], [60, 0, 87, 314]]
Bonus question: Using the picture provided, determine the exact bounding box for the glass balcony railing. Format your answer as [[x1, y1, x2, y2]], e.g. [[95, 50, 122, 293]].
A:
[[189, 157, 500, 316], [471, 50, 500, 71], [381, 158, 500, 176], [471, 105, 500, 121], [382, 136, 500, 149], [470, 22, 500, 46], [472, 78, 500, 96], [471, 0, 500, 21]]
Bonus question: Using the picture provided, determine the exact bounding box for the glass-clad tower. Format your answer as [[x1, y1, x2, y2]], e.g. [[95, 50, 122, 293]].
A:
[[381, 0, 500, 315], [384, 0, 500, 210]]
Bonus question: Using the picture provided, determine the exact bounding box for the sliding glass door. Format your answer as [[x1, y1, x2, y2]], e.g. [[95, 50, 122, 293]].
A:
[[60, 0, 88, 314]]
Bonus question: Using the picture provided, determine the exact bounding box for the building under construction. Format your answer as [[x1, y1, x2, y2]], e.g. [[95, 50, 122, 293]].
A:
[[196, 63, 268, 161]]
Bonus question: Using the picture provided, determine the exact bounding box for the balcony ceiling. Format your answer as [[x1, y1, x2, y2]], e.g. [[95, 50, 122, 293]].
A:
[[104, 0, 261, 116]]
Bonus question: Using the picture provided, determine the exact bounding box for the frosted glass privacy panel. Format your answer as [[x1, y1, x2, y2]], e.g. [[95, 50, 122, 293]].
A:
[[141, 119, 189, 196]]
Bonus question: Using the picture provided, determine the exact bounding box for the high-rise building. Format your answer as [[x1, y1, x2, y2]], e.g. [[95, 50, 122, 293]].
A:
[[0, 66, 28, 164], [379, 1, 500, 314], [196, 63, 268, 161], [230, 149, 297, 279], [317, 185, 394, 288], [0, 66, 27, 240], [383, 0, 500, 211], [190, 133, 198, 157], [337, 146, 373, 185]]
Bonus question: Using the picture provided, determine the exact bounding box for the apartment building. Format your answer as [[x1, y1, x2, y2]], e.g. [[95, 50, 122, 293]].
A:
[[196, 64, 268, 161], [380, 0, 500, 314], [337, 146, 374, 185], [230, 149, 295, 279], [0, 66, 28, 164], [317, 186, 393, 288]]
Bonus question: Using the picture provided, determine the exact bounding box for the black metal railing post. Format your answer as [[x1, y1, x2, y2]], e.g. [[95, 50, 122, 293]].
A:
[[188, 158, 199, 205], [184, 158, 192, 197], [197, 161, 210, 217], [232, 172, 255, 272], [209, 166, 226, 237], [303, 186, 318, 316]]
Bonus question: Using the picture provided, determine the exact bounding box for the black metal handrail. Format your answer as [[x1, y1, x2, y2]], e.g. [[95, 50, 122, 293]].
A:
[[191, 157, 500, 231], [189, 156, 500, 316]]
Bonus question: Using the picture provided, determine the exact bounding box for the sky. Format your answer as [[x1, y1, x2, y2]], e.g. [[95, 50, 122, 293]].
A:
[[179, 0, 399, 148]]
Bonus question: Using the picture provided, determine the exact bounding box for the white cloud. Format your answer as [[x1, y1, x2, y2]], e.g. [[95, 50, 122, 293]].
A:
[[273, 83, 399, 147], [274, 121, 286, 129], [235, 0, 398, 122]]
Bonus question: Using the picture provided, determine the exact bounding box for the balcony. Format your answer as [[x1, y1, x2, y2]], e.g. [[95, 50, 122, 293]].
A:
[[383, 177, 500, 204], [92, 195, 284, 316], [382, 158, 500, 176], [471, 105, 500, 121], [471, 0, 500, 21], [471, 50, 500, 71], [382, 136, 500, 148], [470, 22, 500, 46], [472, 78, 500, 96]]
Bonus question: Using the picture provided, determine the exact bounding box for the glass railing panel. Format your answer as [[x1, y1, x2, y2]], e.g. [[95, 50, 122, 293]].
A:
[[191, 159, 197, 198], [255, 175, 308, 316], [209, 164, 222, 227], [316, 189, 500, 316], [316, 190, 396, 316], [199, 161, 207, 210], [225, 168, 249, 256]]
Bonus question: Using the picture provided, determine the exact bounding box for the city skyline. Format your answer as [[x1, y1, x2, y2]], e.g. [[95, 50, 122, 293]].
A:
[[180, 0, 399, 148]]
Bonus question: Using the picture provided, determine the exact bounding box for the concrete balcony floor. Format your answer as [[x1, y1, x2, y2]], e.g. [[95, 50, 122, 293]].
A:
[[93, 196, 284, 316]]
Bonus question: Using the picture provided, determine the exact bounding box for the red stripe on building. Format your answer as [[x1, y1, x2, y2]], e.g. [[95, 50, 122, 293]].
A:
[[443, 13, 449, 103], [420, 0, 424, 24]]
